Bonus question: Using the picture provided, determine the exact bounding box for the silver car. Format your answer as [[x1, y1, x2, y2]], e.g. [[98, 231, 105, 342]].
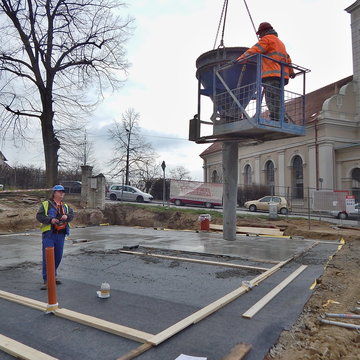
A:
[[107, 185, 153, 203]]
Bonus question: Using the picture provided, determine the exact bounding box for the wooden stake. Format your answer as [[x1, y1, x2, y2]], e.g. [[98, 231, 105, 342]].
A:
[[242, 265, 308, 319], [221, 343, 252, 360], [0, 334, 59, 360]]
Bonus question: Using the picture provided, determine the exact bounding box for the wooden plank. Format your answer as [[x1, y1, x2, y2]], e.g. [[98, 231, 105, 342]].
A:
[[116, 343, 153, 360], [54, 308, 153, 343], [0, 334, 59, 360], [209, 224, 283, 236], [0, 290, 47, 311], [242, 265, 308, 319], [119, 250, 269, 272], [0, 290, 153, 343], [148, 257, 293, 346], [221, 343, 252, 360]]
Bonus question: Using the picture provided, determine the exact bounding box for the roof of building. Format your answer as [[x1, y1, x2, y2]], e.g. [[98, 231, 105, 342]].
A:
[[0, 151, 8, 162], [199, 75, 354, 158]]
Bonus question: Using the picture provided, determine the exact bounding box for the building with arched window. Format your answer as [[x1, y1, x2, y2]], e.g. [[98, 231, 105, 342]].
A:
[[199, 2, 360, 205]]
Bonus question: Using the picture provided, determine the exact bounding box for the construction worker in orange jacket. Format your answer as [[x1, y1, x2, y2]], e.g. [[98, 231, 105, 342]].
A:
[[235, 22, 295, 121]]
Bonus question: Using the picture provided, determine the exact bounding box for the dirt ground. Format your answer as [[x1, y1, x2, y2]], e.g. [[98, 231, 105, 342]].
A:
[[0, 193, 359, 359]]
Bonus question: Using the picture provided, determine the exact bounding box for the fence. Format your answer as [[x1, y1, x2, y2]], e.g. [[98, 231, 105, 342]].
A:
[[237, 184, 360, 219]]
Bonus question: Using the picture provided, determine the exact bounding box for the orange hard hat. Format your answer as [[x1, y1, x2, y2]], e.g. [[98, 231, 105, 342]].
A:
[[256, 22, 273, 35]]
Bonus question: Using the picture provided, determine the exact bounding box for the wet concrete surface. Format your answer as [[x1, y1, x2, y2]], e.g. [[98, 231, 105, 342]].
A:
[[0, 225, 340, 360]]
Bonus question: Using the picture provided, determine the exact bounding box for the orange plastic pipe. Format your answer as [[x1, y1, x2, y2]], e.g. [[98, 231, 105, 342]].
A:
[[45, 247, 57, 311]]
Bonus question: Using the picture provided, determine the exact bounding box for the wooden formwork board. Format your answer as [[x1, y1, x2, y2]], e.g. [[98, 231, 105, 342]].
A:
[[242, 265, 308, 319], [147, 257, 293, 346], [119, 250, 269, 272], [0, 290, 153, 343], [0, 334, 59, 360], [0, 257, 294, 359], [209, 224, 283, 236]]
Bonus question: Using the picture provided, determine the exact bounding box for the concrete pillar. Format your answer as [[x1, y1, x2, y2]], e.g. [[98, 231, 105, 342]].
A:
[[94, 174, 106, 210], [346, 1, 360, 120], [318, 143, 334, 190], [81, 165, 93, 208], [254, 156, 260, 184], [278, 151, 285, 195], [308, 145, 317, 189], [222, 142, 238, 241]]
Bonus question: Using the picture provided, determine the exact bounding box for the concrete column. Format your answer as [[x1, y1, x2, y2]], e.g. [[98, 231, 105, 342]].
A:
[[346, 1, 360, 120], [318, 143, 334, 190], [81, 165, 93, 208], [94, 174, 106, 210], [278, 151, 285, 195], [308, 145, 317, 189], [254, 156, 260, 184], [222, 142, 238, 241]]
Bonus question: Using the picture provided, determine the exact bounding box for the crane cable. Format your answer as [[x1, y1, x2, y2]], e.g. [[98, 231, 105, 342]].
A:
[[243, 0, 259, 40], [213, 0, 258, 49], [213, 0, 229, 49]]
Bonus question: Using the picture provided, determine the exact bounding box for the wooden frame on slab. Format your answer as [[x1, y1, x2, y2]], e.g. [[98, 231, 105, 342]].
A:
[[0, 290, 153, 343], [242, 265, 308, 319], [0, 257, 293, 360], [119, 250, 270, 272], [0, 334, 59, 360], [209, 224, 283, 236]]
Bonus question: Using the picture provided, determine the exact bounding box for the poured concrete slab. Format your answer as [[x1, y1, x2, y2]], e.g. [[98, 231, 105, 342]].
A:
[[0, 225, 340, 360]]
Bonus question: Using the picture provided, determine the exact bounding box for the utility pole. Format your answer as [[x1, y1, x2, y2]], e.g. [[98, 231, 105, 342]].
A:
[[161, 161, 166, 206], [125, 128, 131, 185], [83, 131, 87, 166]]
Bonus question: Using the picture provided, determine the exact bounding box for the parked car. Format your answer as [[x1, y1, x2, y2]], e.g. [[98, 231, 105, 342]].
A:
[[331, 203, 360, 220], [244, 196, 290, 215], [61, 181, 81, 194], [107, 185, 153, 203]]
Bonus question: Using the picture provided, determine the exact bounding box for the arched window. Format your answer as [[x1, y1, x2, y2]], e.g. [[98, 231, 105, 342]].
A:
[[211, 170, 219, 183], [351, 167, 360, 202], [265, 160, 274, 195], [244, 164, 252, 185], [292, 155, 303, 199]]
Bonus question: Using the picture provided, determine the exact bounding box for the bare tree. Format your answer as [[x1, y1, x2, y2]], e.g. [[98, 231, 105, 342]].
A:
[[108, 108, 159, 185], [0, 0, 133, 186], [169, 166, 192, 181], [60, 130, 99, 175], [136, 159, 161, 192]]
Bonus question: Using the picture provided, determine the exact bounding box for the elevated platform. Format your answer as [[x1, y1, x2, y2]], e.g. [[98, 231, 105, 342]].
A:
[[190, 49, 310, 144]]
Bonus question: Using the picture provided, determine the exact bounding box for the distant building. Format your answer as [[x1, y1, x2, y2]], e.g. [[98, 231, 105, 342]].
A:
[[200, 2, 360, 203], [0, 151, 7, 166]]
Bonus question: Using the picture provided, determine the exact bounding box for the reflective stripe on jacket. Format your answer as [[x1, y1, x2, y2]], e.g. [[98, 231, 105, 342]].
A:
[[239, 34, 294, 80], [40, 200, 69, 233]]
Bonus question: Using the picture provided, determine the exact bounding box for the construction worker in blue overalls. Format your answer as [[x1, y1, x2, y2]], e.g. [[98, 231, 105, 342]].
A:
[[36, 185, 74, 290]]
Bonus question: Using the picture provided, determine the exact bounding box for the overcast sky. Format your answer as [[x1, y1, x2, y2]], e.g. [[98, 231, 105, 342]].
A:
[[2, 0, 354, 181]]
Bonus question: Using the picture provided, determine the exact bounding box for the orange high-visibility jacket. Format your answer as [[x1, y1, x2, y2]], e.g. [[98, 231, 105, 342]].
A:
[[237, 34, 294, 80]]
